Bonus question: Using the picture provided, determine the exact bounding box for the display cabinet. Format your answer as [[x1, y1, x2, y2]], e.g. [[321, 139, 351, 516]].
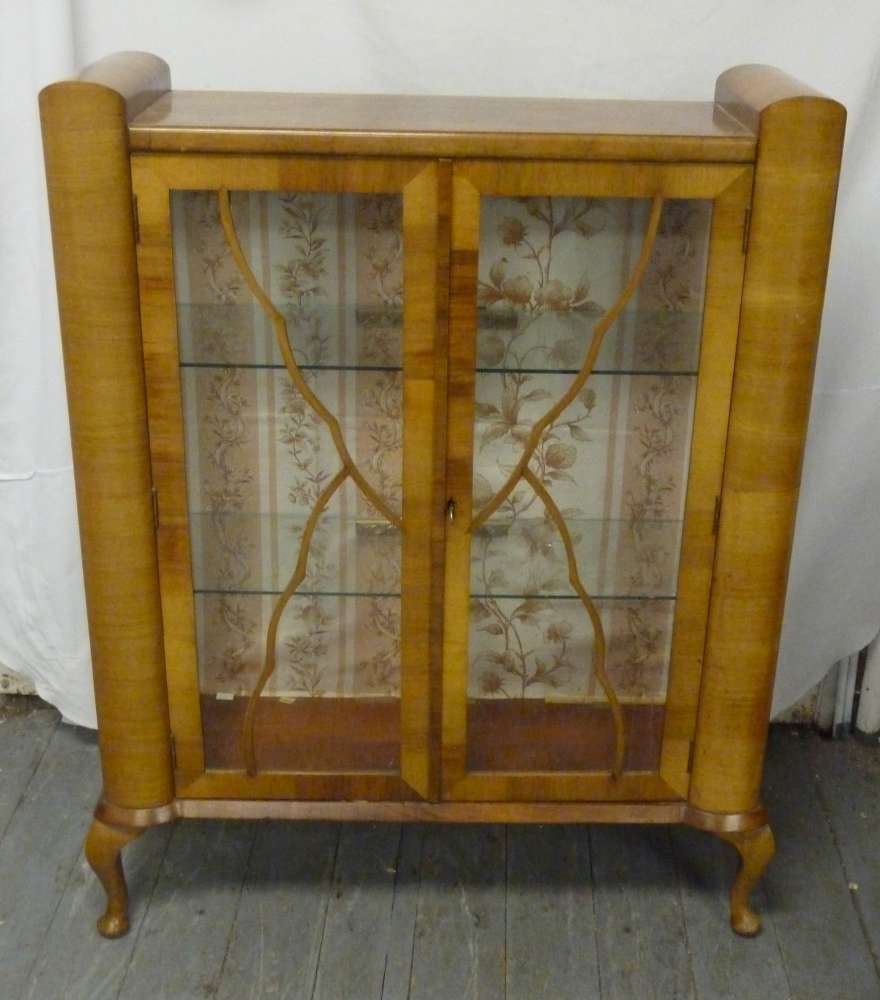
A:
[[39, 52, 845, 938]]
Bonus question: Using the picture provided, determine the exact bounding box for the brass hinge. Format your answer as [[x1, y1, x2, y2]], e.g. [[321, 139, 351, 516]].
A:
[[712, 495, 722, 535], [132, 194, 141, 244], [151, 486, 159, 530], [687, 740, 696, 774], [742, 206, 751, 254], [170, 733, 178, 770]]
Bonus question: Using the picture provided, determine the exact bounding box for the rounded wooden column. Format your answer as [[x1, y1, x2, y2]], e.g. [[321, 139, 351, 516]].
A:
[[689, 66, 846, 814], [39, 54, 175, 809]]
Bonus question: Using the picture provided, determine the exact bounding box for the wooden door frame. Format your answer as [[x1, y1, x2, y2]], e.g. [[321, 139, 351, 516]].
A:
[[441, 159, 753, 802], [132, 153, 447, 802]]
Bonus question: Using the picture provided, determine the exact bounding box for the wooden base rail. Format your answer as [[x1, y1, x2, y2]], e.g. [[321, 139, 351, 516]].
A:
[[95, 795, 766, 831]]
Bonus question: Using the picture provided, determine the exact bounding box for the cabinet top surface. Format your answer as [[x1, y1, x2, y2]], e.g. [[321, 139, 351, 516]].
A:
[[128, 90, 757, 161]]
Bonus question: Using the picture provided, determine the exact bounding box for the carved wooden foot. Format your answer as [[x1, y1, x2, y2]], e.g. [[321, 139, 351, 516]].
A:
[[84, 817, 144, 938], [718, 824, 775, 936]]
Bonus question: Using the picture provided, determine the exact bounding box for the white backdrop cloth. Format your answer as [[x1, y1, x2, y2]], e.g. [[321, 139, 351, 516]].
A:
[[2, 0, 879, 725], [0, 1, 95, 723]]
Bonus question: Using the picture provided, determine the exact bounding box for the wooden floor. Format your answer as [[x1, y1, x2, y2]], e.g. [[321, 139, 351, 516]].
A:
[[1, 696, 878, 1000]]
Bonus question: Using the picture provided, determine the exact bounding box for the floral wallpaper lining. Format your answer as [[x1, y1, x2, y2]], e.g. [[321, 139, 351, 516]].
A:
[[170, 190, 711, 707], [468, 197, 711, 703], [173, 190, 403, 699]]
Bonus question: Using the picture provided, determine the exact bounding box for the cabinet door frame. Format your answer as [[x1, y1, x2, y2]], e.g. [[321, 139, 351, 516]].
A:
[[441, 160, 753, 802], [132, 153, 448, 802]]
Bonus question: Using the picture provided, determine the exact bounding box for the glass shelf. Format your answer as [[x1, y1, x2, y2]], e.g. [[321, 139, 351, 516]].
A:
[[180, 358, 691, 377], [175, 303, 702, 376], [181, 361, 402, 373], [196, 588, 675, 601], [196, 588, 400, 598], [471, 515, 682, 599], [189, 511, 401, 596], [471, 592, 676, 601], [175, 302, 404, 369], [471, 371, 696, 555], [189, 510, 680, 602], [476, 307, 703, 375], [476, 366, 698, 377]]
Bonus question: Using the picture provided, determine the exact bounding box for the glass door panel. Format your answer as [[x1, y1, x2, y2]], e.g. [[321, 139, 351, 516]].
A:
[[171, 189, 404, 774], [469, 196, 707, 772], [443, 164, 751, 800]]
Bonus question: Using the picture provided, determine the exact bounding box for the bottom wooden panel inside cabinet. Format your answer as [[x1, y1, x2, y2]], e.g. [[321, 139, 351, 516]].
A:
[[467, 699, 664, 772], [201, 694, 400, 772]]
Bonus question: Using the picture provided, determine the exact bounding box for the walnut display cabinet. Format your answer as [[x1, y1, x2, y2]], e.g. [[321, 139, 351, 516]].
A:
[[40, 51, 845, 939]]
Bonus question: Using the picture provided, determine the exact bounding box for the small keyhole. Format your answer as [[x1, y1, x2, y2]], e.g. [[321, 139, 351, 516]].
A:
[[447, 498, 456, 522]]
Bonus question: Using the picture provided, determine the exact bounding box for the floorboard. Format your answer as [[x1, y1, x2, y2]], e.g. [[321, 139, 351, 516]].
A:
[[671, 824, 791, 1000], [590, 825, 696, 1000], [762, 728, 879, 1000], [311, 823, 405, 1000], [379, 825, 424, 1000], [25, 825, 173, 1000], [2, 714, 879, 1000], [408, 824, 507, 1000], [506, 824, 601, 1000], [0, 724, 100, 1000], [0, 698, 59, 838], [214, 821, 339, 1000], [116, 819, 256, 1000], [806, 734, 880, 981]]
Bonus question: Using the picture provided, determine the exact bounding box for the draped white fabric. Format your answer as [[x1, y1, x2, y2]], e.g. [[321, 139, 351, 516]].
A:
[[0, 0, 95, 724], [2, 0, 878, 724]]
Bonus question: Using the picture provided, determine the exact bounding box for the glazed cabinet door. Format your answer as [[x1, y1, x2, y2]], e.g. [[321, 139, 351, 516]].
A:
[[442, 161, 753, 801], [132, 155, 446, 801]]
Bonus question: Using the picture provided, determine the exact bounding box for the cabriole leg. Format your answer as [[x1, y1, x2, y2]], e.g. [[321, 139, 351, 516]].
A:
[[718, 824, 775, 936], [84, 817, 144, 938]]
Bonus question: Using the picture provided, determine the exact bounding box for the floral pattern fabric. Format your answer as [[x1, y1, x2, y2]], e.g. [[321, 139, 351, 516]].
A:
[[173, 190, 403, 698], [468, 197, 711, 702], [171, 190, 711, 706]]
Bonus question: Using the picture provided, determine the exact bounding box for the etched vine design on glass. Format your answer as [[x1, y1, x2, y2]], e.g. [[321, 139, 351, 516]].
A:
[[469, 196, 665, 779], [216, 189, 404, 775]]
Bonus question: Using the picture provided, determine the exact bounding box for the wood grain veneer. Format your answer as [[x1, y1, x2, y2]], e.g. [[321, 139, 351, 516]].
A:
[[128, 91, 756, 161], [689, 68, 846, 815], [79, 51, 170, 120], [40, 66, 174, 811], [467, 701, 665, 772], [201, 696, 400, 772], [199, 697, 666, 775], [39, 52, 845, 940]]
